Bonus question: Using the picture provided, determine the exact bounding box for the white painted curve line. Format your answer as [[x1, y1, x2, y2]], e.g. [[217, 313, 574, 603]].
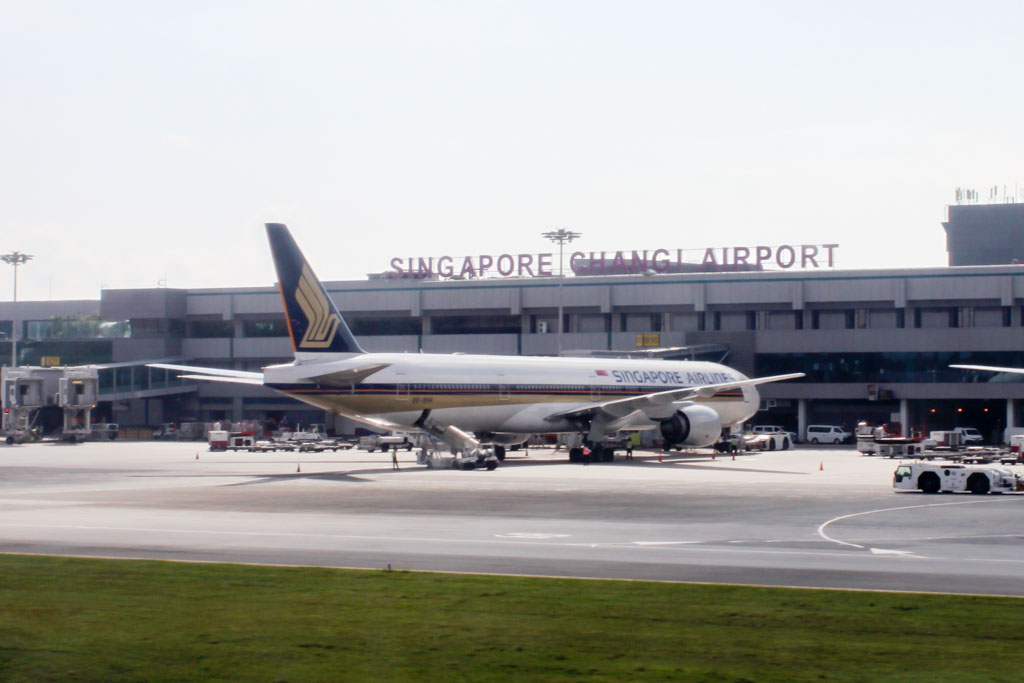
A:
[[869, 548, 916, 556], [817, 500, 992, 551], [494, 533, 570, 539], [632, 541, 700, 546]]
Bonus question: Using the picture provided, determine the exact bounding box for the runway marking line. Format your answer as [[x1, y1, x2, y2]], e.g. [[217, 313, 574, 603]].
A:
[[816, 499, 998, 552], [0, 522, 937, 562], [494, 533, 570, 539]]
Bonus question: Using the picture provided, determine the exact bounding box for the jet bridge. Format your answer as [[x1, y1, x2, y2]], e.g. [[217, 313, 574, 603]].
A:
[[2, 365, 100, 443], [60, 367, 99, 441], [2, 368, 45, 444]]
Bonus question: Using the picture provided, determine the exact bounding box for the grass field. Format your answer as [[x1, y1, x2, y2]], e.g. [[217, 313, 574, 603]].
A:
[[1, 554, 1021, 681]]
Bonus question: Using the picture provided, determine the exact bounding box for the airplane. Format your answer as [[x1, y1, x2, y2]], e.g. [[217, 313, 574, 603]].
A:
[[150, 224, 804, 469]]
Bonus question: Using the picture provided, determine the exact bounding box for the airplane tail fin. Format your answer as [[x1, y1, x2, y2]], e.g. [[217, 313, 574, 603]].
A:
[[265, 223, 364, 356]]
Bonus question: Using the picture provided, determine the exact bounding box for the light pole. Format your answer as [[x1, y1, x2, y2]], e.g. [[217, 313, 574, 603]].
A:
[[541, 228, 581, 354], [2, 251, 34, 368]]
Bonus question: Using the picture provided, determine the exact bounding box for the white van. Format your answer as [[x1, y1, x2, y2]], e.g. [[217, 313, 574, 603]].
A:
[[805, 425, 850, 444]]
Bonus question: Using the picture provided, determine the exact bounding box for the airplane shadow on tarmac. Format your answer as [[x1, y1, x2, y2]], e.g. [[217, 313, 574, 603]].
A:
[[224, 470, 384, 485], [209, 451, 809, 484], [487, 453, 809, 476]]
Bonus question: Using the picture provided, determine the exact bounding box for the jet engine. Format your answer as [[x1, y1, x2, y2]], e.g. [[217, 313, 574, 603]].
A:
[[658, 405, 722, 448]]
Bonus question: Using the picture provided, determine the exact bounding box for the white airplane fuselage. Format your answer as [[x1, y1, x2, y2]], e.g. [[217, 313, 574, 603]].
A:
[[263, 353, 760, 435]]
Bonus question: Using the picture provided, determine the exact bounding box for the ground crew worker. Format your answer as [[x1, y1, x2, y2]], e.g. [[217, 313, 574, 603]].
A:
[[391, 445, 399, 470]]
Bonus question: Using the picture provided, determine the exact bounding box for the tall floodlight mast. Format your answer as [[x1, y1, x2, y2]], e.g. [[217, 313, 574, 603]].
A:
[[541, 228, 582, 354], [1, 251, 34, 368]]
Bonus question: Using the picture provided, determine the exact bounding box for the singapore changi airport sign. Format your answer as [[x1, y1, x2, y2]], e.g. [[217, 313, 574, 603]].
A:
[[389, 244, 838, 280]]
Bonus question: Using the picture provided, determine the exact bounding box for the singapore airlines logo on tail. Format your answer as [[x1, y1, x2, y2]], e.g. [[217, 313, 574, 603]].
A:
[[295, 265, 340, 348]]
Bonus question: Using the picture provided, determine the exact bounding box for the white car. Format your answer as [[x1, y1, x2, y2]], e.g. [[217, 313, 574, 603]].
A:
[[953, 427, 983, 444], [752, 425, 797, 442], [805, 425, 850, 444]]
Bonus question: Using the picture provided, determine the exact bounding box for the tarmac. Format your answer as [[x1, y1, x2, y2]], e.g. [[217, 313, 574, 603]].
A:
[[1, 440, 1022, 595]]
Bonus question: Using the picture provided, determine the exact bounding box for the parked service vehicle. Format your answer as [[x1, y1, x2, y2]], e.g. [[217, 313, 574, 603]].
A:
[[925, 430, 963, 449], [208, 430, 257, 451], [893, 462, 1022, 494], [953, 427, 983, 445], [745, 428, 792, 450], [178, 421, 208, 441], [752, 425, 797, 443], [359, 434, 413, 452], [805, 425, 850, 444], [278, 424, 326, 443], [153, 423, 179, 440], [91, 423, 119, 441]]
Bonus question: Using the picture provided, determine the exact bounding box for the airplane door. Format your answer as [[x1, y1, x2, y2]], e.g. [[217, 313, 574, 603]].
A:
[[396, 373, 410, 401], [498, 373, 510, 401]]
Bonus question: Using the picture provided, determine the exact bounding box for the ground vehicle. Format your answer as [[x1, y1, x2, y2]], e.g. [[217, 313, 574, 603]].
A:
[[279, 424, 327, 443], [178, 421, 207, 440], [893, 462, 1022, 494], [359, 434, 413, 452], [752, 425, 797, 443], [91, 423, 119, 441], [953, 427, 983, 445], [805, 425, 850, 444], [925, 431, 963, 449], [746, 428, 792, 450], [153, 423, 179, 440], [208, 430, 257, 451]]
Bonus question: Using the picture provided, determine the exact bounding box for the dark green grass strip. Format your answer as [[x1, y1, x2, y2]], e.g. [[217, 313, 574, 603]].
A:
[[0, 554, 1021, 681]]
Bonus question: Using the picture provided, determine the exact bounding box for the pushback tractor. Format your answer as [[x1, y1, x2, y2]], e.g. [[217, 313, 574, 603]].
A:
[[893, 462, 1023, 494]]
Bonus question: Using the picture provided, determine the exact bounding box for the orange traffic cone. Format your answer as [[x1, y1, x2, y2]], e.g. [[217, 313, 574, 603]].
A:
[[525, 449, 529, 457], [712, 451, 716, 460], [731, 453, 735, 461], [297, 463, 302, 473], [819, 461, 823, 471], [195, 452, 199, 460], [658, 454, 663, 462]]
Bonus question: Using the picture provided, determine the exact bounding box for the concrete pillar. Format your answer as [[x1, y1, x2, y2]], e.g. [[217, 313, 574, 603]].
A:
[[1007, 399, 1017, 441], [900, 399, 909, 437], [146, 398, 164, 427], [797, 399, 808, 442], [231, 396, 243, 422]]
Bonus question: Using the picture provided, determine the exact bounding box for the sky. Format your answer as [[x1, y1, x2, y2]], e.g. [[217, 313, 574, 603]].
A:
[[2, 0, 1023, 302]]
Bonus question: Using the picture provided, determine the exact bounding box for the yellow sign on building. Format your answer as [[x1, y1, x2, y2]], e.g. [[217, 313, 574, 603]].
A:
[[40, 356, 62, 367], [635, 333, 660, 348]]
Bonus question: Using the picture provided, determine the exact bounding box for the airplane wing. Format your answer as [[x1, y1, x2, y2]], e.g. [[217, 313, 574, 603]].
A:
[[148, 362, 392, 388], [147, 360, 262, 382], [950, 364, 1024, 375], [547, 372, 805, 422], [175, 374, 265, 386], [148, 362, 407, 429]]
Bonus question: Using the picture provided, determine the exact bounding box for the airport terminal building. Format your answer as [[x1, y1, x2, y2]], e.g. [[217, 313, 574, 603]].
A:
[[4, 203, 1024, 440]]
